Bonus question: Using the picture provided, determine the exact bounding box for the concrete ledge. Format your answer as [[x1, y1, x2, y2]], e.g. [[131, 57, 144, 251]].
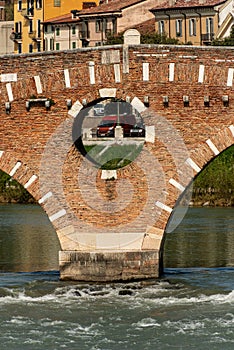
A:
[[59, 250, 159, 282]]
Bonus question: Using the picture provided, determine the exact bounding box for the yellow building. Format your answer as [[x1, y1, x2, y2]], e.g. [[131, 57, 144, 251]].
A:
[[12, 0, 98, 53], [150, 0, 233, 46]]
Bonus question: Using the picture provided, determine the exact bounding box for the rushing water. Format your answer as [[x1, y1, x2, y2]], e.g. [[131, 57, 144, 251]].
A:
[[0, 204, 233, 349]]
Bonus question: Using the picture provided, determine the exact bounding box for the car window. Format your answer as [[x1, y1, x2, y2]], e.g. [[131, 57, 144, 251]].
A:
[[99, 120, 115, 126]]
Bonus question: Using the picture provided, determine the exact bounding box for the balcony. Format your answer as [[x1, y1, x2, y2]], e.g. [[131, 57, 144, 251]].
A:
[[32, 36, 42, 42], [9, 32, 22, 42], [21, 7, 34, 19], [201, 33, 214, 43], [29, 31, 41, 42]]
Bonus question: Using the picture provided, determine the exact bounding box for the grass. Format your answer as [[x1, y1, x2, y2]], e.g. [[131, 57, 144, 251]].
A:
[[84, 143, 143, 170]]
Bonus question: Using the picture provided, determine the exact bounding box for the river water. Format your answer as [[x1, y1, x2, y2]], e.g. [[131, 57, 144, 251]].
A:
[[0, 204, 233, 349]]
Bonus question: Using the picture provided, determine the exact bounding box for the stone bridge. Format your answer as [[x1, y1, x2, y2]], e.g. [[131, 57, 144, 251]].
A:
[[0, 44, 233, 281]]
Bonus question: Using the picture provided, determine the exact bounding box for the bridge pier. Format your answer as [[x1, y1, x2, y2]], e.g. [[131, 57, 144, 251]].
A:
[[59, 250, 159, 282]]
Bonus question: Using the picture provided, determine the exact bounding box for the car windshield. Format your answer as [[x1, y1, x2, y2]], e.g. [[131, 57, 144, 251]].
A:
[[96, 104, 104, 108], [99, 120, 115, 127]]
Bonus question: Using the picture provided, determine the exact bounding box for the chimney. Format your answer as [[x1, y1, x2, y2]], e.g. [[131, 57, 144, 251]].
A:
[[169, 0, 176, 6]]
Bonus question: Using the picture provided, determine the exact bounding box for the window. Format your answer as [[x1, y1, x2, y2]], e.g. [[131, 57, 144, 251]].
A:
[[29, 44, 33, 53], [81, 21, 89, 38], [189, 18, 196, 36], [54, 0, 61, 6], [176, 19, 182, 37], [112, 18, 117, 34], [18, 0, 22, 11], [45, 38, 48, 51], [15, 21, 22, 33], [205, 17, 214, 41], [44, 24, 48, 33], [28, 0, 34, 16], [72, 42, 76, 49], [56, 42, 60, 50], [206, 17, 214, 34], [36, 0, 42, 8], [29, 19, 33, 33], [158, 20, 165, 35], [50, 38, 54, 50], [37, 42, 41, 52], [103, 19, 107, 33], [56, 27, 60, 36], [96, 20, 102, 32], [18, 43, 22, 54], [37, 19, 41, 37], [72, 26, 76, 35]]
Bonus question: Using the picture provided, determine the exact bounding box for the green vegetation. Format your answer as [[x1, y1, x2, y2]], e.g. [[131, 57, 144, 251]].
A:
[[84, 143, 143, 170], [5, 0, 14, 21], [212, 25, 234, 46], [190, 145, 234, 206], [106, 25, 234, 47], [0, 171, 34, 204], [105, 32, 179, 45]]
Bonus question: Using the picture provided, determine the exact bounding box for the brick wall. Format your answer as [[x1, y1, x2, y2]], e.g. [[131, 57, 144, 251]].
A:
[[0, 45, 233, 263]]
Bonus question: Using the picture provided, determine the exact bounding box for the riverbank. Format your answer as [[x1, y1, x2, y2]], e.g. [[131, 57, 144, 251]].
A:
[[181, 188, 234, 207]]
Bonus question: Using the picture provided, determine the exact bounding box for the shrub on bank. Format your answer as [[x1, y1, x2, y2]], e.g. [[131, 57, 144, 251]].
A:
[[0, 172, 34, 203]]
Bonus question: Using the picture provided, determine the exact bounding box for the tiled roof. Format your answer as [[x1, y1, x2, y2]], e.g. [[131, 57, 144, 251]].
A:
[[79, 0, 146, 15], [127, 18, 155, 34], [43, 13, 80, 24], [151, 0, 226, 11]]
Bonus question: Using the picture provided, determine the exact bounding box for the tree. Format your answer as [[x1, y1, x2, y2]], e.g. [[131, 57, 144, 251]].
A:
[[105, 31, 180, 45], [212, 25, 234, 46], [0, 170, 35, 203], [5, 0, 14, 21]]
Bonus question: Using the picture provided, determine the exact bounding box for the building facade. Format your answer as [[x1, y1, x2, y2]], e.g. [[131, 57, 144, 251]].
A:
[[78, 0, 156, 47], [43, 12, 81, 51], [0, 21, 14, 54], [11, 0, 98, 53], [150, 0, 233, 46]]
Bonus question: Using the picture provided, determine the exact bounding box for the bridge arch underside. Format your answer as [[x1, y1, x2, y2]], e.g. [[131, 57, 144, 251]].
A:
[[0, 45, 234, 281]]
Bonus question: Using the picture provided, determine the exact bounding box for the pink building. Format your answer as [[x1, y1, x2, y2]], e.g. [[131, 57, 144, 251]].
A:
[[78, 0, 158, 47]]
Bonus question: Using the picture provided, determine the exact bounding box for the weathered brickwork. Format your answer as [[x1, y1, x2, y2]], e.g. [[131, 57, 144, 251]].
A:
[[0, 45, 233, 281]]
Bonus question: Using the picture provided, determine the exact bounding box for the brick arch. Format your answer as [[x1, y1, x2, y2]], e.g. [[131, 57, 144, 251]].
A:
[[0, 150, 40, 201], [1, 45, 234, 280], [0, 149, 73, 246], [160, 124, 234, 256], [157, 125, 234, 274]]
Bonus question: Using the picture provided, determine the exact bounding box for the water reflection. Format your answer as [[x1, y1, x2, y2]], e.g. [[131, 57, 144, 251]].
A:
[[0, 204, 60, 272], [164, 207, 234, 268], [0, 204, 233, 273]]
